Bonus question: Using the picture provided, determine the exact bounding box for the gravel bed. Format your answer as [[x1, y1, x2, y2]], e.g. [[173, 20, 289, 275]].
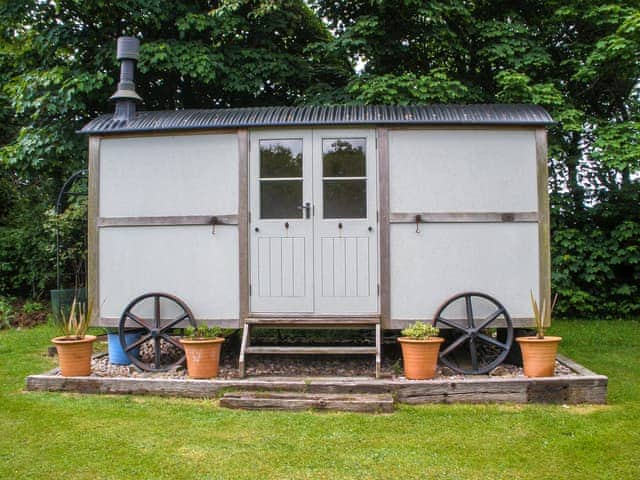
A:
[[83, 347, 576, 380]]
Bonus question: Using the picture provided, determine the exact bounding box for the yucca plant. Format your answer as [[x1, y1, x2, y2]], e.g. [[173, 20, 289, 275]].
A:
[[530, 290, 558, 339], [60, 297, 92, 339]]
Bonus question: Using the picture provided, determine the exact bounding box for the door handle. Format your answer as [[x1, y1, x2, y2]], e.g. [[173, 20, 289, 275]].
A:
[[298, 202, 311, 219]]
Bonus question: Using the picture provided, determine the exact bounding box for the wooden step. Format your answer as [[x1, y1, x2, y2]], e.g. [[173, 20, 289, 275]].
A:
[[245, 346, 378, 355], [245, 316, 379, 326], [219, 391, 394, 413]]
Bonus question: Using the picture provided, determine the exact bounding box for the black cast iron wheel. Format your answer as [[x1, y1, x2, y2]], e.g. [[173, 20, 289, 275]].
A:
[[432, 292, 513, 375], [119, 293, 196, 372]]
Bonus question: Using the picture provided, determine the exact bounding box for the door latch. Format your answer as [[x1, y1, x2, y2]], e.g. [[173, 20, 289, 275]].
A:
[[298, 202, 312, 219]]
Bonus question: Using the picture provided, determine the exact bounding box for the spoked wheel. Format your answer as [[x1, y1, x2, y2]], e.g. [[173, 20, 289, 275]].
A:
[[432, 292, 513, 375], [119, 293, 196, 372]]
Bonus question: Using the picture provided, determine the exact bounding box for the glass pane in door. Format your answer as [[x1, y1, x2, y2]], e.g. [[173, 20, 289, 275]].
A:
[[322, 138, 367, 218], [259, 139, 303, 219]]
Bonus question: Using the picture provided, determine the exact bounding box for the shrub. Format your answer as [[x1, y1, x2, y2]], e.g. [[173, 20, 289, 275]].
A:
[[401, 321, 440, 340]]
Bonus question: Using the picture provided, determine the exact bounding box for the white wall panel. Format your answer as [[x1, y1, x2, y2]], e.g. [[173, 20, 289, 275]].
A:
[[100, 134, 238, 217], [99, 226, 238, 321], [389, 129, 537, 212], [390, 223, 539, 320]]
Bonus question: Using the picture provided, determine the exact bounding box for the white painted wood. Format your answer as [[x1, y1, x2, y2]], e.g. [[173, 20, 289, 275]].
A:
[[100, 134, 238, 217], [390, 223, 539, 321], [99, 226, 239, 321], [250, 130, 314, 312], [313, 129, 379, 314], [389, 129, 537, 212]]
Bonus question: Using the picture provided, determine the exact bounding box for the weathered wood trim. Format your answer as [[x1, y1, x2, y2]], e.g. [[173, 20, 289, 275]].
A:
[[238, 129, 250, 328], [26, 355, 607, 404], [390, 211, 539, 224], [219, 392, 395, 412], [391, 317, 536, 329], [96, 215, 238, 228], [377, 128, 391, 329], [94, 128, 238, 140], [98, 317, 240, 328], [247, 313, 380, 321], [87, 136, 101, 325], [536, 128, 552, 326]]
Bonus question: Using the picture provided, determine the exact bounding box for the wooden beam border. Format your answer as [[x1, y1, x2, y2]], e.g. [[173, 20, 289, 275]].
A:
[[377, 128, 391, 329], [87, 136, 101, 325], [390, 211, 539, 223], [536, 128, 552, 326], [237, 129, 250, 328], [97, 215, 238, 228]]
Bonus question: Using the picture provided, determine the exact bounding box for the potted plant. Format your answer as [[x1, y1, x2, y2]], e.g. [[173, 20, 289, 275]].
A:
[[51, 297, 95, 376], [516, 292, 561, 377], [397, 321, 444, 380], [179, 324, 225, 379]]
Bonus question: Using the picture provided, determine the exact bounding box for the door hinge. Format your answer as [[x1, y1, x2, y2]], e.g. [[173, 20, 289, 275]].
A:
[[249, 284, 252, 296], [377, 284, 380, 296]]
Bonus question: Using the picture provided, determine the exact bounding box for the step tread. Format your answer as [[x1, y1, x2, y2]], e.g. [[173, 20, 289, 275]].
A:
[[220, 391, 394, 412], [245, 346, 378, 355], [245, 317, 379, 326]]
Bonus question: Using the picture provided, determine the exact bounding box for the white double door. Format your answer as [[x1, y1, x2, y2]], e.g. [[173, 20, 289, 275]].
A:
[[249, 129, 378, 315]]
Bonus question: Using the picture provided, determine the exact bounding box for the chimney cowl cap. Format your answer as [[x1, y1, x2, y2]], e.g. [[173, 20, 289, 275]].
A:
[[116, 36, 140, 61]]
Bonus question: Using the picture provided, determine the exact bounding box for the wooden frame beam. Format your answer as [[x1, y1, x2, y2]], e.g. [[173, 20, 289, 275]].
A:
[[237, 129, 250, 327], [96, 215, 238, 228], [87, 136, 101, 325], [377, 128, 391, 329], [536, 128, 552, 326], [390, 212, 538, 224]]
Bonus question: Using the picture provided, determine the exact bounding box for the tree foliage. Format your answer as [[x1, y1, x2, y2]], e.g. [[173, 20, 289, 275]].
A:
[[1, 0, 639, 317]]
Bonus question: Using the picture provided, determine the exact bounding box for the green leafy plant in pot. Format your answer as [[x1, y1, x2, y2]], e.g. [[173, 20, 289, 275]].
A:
[[516, 292, 561, 377], [179, 324, 226, 379], [51, 297, 96, 376], [397, 321, 444, 380]]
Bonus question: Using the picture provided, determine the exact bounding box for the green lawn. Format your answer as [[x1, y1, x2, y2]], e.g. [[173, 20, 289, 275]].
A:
[[1, 321, 638, 479]]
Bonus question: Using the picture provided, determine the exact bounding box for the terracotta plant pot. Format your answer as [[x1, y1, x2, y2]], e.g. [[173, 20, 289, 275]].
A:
[[398, 336, 445, 380], [179, 337, 225, 379], [52, 335, 97, 377], [516, 336, 562, 377]]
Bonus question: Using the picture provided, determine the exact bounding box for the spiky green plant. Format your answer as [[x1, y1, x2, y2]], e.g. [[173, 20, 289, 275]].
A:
[[530, 291, 558, 339], [60, 297, 92, 339], [401, 321, 440, 340]]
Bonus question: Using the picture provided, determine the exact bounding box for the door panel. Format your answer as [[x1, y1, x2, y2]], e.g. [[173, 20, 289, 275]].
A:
[[250, 131, 313, 312], [313, 130, 379, 314]]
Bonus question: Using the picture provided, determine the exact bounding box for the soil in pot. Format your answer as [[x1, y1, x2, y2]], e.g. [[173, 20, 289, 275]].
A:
[[516, 336, 562, 377], [180, 337, 224, 379], [51, 335, 96, 376], [398, 337, 445, 380]]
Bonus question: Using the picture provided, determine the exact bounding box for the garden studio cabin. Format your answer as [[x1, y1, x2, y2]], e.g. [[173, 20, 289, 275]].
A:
[[80, 37, 553, 376]]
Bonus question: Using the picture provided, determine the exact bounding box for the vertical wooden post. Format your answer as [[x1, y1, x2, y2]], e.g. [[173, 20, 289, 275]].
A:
[[536, 128, 552, 326], [87, 136, 101, 325], [377, 128, 391, 329], [238, 129, 250, 327]]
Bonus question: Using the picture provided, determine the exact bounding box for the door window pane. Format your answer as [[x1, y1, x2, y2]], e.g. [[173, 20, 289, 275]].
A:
[[260, 139, 303, 178], [260, 180, 302, 219], [322, 138, 366, 177], [323, 179, 366, 219]]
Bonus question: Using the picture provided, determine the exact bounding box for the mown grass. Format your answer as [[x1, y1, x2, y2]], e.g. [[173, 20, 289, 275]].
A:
[[0, 320, 638, 479]]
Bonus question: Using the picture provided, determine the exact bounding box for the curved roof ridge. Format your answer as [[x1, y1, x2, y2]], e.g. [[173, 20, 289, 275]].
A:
[[79, 104, 553, 135]]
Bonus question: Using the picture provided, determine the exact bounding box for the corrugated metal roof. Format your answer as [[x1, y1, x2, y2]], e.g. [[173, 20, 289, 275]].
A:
[[79, 104, 553, 134]]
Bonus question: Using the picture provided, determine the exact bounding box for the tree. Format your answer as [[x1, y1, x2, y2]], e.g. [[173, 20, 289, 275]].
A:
[[0, 0, 346, 298], [309, 0, 640, 317]]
